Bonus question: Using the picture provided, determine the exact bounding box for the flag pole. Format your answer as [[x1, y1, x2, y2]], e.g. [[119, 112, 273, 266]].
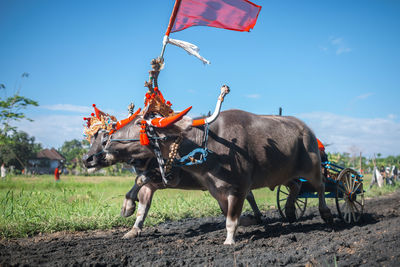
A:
[[159, 0, 182, 60]]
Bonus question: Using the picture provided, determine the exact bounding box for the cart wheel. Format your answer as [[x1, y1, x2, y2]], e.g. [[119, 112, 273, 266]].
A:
[[335, 168, 364, 223], [277, 185, 307, 221]]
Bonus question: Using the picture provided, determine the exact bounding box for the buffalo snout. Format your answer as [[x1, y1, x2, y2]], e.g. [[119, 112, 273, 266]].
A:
[[82, 153, 97, 168], [82, 154, 89, 163]]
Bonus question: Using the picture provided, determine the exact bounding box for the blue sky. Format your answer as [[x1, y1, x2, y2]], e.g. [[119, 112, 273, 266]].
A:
[[1, 0, 399, 157]]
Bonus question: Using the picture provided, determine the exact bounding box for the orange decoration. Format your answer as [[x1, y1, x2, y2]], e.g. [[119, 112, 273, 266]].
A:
[[191, 118, 206, 127], [140, 120, 150, 146], [92, 104, 104, 119], [155, 87, 166, 103], [83, 117, 91, 128], [115, 108, 141, 131], [150, 106, 192, 128], [317, 138, 325, 152]]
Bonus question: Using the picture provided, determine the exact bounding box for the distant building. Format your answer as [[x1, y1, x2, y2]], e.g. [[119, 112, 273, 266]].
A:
[[28, 148, 65, 175]]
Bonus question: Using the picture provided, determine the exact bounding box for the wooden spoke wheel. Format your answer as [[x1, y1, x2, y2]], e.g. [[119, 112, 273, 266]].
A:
[[277, 185, 307, 221], [335, 168, 365, 223]]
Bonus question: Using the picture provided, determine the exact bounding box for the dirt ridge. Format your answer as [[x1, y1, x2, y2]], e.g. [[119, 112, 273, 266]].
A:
[[1, 191, 400, 266]]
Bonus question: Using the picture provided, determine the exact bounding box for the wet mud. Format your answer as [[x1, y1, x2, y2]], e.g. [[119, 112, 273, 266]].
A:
[[1, 191, 400, 266]]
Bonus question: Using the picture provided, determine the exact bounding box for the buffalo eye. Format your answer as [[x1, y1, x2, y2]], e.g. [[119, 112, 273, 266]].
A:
[[101, 135, 108, 146]]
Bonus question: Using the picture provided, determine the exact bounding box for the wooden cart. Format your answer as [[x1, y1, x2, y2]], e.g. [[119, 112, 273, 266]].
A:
[[277, 161, 365, 223]]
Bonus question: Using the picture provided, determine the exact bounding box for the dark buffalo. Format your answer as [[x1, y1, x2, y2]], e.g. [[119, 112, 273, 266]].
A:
[[83, 134, 263, 239], [83, 108, 333, 244], [121, 157, 262, 239]]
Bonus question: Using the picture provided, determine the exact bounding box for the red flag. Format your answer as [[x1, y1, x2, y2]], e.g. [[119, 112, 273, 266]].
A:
[[169, 0, 261, 34]]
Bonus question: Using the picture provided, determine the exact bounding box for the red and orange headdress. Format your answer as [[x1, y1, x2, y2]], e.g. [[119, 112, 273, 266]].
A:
[[83, 104, 141, 142]]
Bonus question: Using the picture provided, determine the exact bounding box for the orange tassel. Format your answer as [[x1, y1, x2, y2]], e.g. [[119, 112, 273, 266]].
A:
[[140, 121, 150, 146], [139, 133, 144, 144], [140, 132, 150, 146]]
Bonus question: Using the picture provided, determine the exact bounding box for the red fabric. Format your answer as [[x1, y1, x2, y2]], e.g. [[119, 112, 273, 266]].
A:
[[54, 167, 60, 181], [171, 0, 261, 33]]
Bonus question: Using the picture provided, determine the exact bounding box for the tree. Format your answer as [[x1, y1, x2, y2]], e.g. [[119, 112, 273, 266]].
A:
[[59, 139, 89, 173], [0, 131, 42, 170], [0, 73, 40, 170], [0, 73, 38, 136]]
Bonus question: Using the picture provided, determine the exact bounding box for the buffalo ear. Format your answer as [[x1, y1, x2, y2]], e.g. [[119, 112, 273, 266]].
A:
[[174, 116, 193, 132], [156, 116, 193, 138]]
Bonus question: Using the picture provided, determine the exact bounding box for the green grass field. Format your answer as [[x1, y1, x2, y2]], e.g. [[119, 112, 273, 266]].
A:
[[0, 173, 398, 238]]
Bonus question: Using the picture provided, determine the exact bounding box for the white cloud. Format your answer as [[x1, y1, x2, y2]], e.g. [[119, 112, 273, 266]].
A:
[[330, 37, 352, 55], [245, 94, 261, 99], [41, 103, 127, 120], [41, 104, 92, 113], [321, 36, 352, 55], [13, 114, 85, 149], [357, 92, 374, 99], [336, 46, 351, 55], [319, 46, 328, 52], [297, 112, 400, 157]]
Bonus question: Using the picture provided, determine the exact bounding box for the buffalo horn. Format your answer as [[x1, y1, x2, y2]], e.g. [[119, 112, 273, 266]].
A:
[[150, 106, 192, 128]]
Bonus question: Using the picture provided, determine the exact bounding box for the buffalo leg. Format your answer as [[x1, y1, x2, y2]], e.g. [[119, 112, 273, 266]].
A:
[[123, 185, 155, 239], [209, 190, 241, 244], [224, 194, 245, 245], [245, 191, 262, 223], [316, 182, 333, 223], [284, 180, 301, 223], [121, 183, 140, 217], [308, 174, 333, 223]]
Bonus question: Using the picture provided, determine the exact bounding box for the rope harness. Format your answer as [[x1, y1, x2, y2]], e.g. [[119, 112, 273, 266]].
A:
[[174, 123, 211, 167], [103, 122, 212, 185]]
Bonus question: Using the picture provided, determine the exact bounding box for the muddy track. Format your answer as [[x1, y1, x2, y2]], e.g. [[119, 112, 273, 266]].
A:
[[1, 191, 400, 266]]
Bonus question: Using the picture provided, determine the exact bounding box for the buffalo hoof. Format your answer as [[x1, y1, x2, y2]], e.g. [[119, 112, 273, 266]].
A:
[[255, 214, 263, 224], [239, 215, 259, 226], [223, 238, 235, 245], [320, 207, 334, 224], [122, 227, 141, 239], [120, 198, 135, 218], [285, 206, 296, 223]]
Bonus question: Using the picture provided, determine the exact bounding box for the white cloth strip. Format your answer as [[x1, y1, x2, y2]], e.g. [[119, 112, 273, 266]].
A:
[[164, 35, 210, 65]]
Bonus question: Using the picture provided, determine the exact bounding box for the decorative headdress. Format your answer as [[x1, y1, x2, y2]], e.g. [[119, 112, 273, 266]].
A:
[[143, 87, 174, 117], [83, 104, 142, 142], [83, 104, 117, 142]]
